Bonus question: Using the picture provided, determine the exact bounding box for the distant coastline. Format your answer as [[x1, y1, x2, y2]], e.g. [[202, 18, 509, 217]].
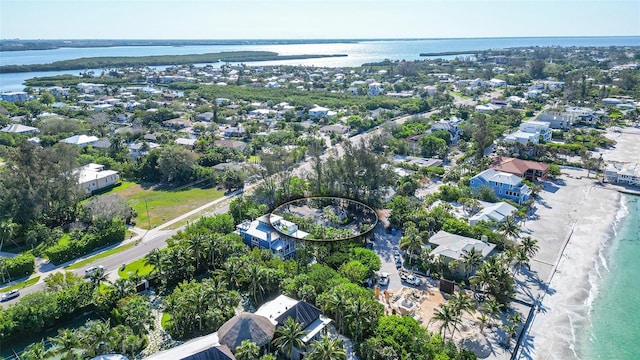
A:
[[2, 36, 638, 52], [0, 51, 348, 74]]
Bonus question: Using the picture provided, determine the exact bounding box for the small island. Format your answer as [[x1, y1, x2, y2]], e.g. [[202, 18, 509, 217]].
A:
[[0, 51, 348, 73]]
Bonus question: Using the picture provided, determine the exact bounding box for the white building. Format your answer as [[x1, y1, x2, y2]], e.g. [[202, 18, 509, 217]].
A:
[[76, 163, 119, 194], [60, 134, 99, 147], [468, 201, 518, 226], [505, 120, 552, 144], [605, 162, 640, 186]]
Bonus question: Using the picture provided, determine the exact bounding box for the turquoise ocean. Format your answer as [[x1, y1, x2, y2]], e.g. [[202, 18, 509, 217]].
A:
[[579, 195, 640, 359]]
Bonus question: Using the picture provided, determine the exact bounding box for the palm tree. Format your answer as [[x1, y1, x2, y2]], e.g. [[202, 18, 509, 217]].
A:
[[399, 222, 423, 266], [477, 313, 489, 334], [244, 263, 266, 304], [306, 335, 347, 360], [346, 297, 376, 344], [519, 236, 539, 259], [186, 232, 207, 271], [81, 320, 112, 356], [323, 290, 348, 334], [144, 248, 164, 276], [272, 317, 307, 358], [501, 323, 519, 348], [498, 216, 520, 242], [461, 247, 483, 280], [512, 248, 531, 275], [449, 291, 476, 318], [431, 303, 459, 341], [90, 267, 109, 289], [220, 257, 243, 290], [235, 340, 260, 360], [21, 340, 48, 360], [49, 328, 81, 360], [481, 299, 503, 327]]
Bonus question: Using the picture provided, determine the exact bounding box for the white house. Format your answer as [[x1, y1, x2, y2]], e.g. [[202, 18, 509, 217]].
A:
[[308, 106, 336, 119], [76, 163, 119, 194], [468, 201, 518, 226], [0, 124, 40, 135], [255, 295, 332, 360], [505, 120, 552, 144], [61, 134, 99, 147], [428, 231, 496, 276], [489, 78, 507, 87], [605, 162, 640, 186]]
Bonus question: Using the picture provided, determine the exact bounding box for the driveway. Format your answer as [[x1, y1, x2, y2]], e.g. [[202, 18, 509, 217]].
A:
[[372, 223, 403, 291]]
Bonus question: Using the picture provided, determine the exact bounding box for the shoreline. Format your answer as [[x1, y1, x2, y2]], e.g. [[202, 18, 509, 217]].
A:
[[517, 127, 640, 360]]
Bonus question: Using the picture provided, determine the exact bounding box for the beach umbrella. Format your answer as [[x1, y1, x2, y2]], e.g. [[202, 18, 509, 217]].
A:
[[218, 313, 276, 351]]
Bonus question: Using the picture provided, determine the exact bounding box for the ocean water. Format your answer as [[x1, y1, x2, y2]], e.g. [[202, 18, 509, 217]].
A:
[[1, 36, 639, 91], [579, 195, 640, 359]]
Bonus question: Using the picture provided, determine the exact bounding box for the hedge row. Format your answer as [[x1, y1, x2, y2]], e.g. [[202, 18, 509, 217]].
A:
[[0, 253, 36, 284], [44, 220, 126, 265]]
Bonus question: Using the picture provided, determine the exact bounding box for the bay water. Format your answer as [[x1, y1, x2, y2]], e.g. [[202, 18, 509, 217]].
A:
[[2, 36, 640, 91]]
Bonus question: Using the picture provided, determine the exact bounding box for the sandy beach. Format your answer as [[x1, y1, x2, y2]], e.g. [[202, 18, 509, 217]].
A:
[[517, 127, 640, 360]]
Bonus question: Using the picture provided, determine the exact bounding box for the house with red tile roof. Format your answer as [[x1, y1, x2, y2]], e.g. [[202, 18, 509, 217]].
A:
[[490, 156, 549, 182]]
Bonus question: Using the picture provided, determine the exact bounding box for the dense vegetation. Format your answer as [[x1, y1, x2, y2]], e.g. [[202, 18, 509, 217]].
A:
[[0, 51, 347, 73]]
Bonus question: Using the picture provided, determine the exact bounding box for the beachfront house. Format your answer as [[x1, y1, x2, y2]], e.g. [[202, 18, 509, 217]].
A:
[[470, 168, 532, 204], [428, 230, 496, 277], [491, 156, 550, 182], [235, 214, 308, 259], [255, 294, 333, 360], [604, 162, 640, 186]]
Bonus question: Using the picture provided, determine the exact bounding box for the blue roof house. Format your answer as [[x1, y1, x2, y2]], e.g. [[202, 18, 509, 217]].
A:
[[470, 169, 532, 204], [236, 214, 308, 259]]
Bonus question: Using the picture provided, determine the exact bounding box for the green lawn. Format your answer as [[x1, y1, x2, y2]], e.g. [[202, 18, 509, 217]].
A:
[[0, 276, 40, 293], [118, 258, 154, 279], [108, 181, 225, 229], [66, 242, 137, 270]]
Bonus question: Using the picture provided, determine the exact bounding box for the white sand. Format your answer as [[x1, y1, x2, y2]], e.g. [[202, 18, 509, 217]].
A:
[[517, 127, 640, 360]]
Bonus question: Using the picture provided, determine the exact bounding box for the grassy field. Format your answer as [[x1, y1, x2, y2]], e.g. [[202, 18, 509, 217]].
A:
[[109, 181, 225, 229], [118, 258, 154, 279]]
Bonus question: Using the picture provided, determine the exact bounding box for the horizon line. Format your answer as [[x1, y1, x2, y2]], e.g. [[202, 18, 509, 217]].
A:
[[2, 35, 639, 42]]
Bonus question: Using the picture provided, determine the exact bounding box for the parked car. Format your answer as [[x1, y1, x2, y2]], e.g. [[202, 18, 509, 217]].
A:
[[1, 290, 20, 302], [405, 275, 423, 287], [378, 272, 389, 286], [399, 271, 408, 281], [395, 259, 403, 269], [84, 265, 105, 278]]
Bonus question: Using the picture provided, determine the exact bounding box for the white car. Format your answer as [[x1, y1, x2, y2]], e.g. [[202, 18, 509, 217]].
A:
[[405, 275, 423, 287], [1, 290, 20, 302], [84, 265, 105, 277], [378, 272, 389, 286]]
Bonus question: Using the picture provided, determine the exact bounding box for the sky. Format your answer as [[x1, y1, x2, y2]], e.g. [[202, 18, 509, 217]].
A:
[[1, 0, 639, 40]]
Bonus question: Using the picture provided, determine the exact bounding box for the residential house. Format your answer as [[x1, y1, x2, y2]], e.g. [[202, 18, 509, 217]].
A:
[[224, 125, 245, 138], [308, 106, 337, 119], [468, 201, 517, 226], [0, 124, 40, 135], [406, 135, 424, 154], [394, 155, 443, 168], [319, 124, 350, 135], [489, 78, 507, 87], [475, 103, 502, 113], [0, 92, 29, 103], [368, 82, 383, 96], [428, 230, 496, 276], [196, 112, 214, 122], [163, 118, 193, 129], [214, 139, 247, 152], [255, 294, 332, 360], [537, 111, 575, 130], [605, 162, 640, 186], [235, 214, 308, 259], [175, 137, 197, 149], [61, 134, 99, 147], [505, 120, 552, 144], [76, 163, 119, 194], [128, 141, 160, 159], [491, 156, 550, 182], [144, 332, 236, 360], [429, 118, 461, 145], [470, 168, 532, 204]]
